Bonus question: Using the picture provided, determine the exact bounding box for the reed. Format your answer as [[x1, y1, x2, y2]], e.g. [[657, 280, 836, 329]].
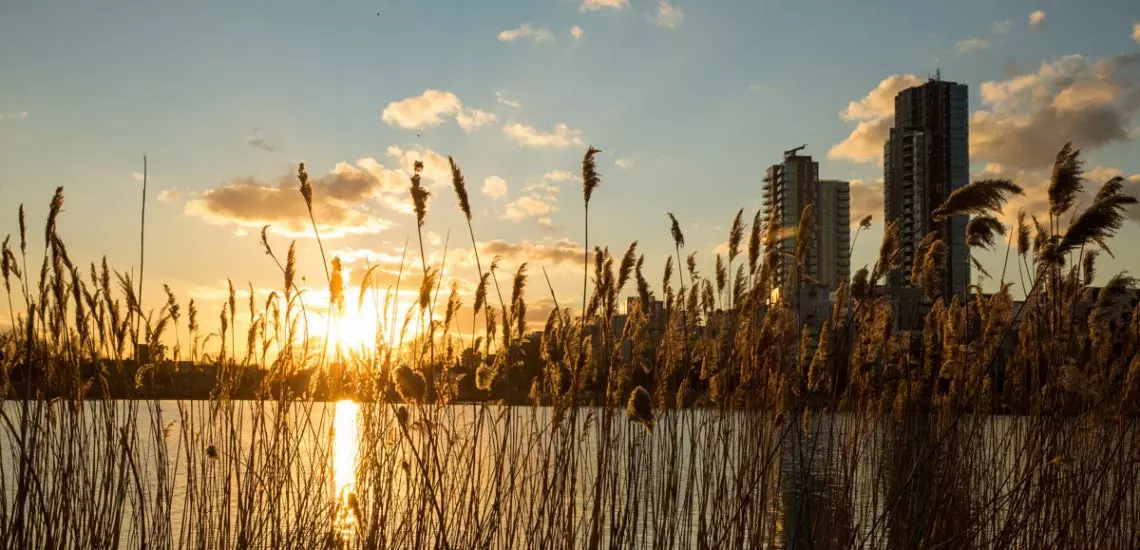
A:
[[1, 142, 1138, 549]]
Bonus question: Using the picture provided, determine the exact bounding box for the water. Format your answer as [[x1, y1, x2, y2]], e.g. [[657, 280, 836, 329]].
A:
[[0, 400, 1136, 548]]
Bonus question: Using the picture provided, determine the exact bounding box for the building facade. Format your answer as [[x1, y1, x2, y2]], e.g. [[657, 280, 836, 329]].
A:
[[883, 75, 970, 297], [762, 147, 851, 295]]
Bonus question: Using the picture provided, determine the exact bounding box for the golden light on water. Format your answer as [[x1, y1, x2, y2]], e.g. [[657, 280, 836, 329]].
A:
[[333, 400, 360, 537], [333, 400, 359, 493]]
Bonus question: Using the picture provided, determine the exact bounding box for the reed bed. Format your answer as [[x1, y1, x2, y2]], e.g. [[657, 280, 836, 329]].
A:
[[1, 142, 1138, 549]]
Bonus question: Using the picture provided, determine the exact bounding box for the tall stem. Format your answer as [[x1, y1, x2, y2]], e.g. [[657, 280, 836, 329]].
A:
[[135, 155, 147, 357]]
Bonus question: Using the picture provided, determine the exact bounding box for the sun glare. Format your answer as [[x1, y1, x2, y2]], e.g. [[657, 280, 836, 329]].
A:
[[324, 290, 422, 356]]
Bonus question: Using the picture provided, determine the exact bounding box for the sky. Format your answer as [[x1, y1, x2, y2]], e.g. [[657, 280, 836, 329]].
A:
[[2, 0, 1140, 349]]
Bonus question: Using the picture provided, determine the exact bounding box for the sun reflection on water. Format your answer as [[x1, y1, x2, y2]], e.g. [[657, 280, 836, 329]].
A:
[[333, 399, 360, 539]]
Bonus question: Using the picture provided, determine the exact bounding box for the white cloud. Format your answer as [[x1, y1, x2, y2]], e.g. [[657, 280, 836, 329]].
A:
[[385, 145, 451, 186], [502, 122, 583, 148], [992, 20, 1012, 35], [381, 89, 462, 129], [482, 176, 508, 199], [1133, 22, 1140, 44], [498, 24, 554, 43], [132, 172, 146, 182], [571, 25, 584, 40], [654, 0, 684, 28], [840, 74, 923, 121], [829, 74, 923, 164], [381, 89, 497, 132], [505, 196, 556, 222], [158, 189, 182, 203], [496, 91, 521, 109], [581, 0, 627, 11], [615, 157, 635, 168], [956, 37, 989, 54], [747, 84, 764, 93], [543, 170, 575, 181], [0, 111, 29, 121], [1029, 10, 1045, 29], [455, 107, 499, 132]]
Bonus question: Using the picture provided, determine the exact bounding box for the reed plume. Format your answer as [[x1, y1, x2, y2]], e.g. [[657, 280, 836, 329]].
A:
[[728, 208, 744, 265], [1048, 141, 1084, 217], [932, 179, 1023, 221], [297, 163, 330, 282], [617, 241, 637, 294], [1016, 209, 1030, 256], [1083, 250, 1099, 287], [626, 385, 655, 433], [966, 215, 1005, 250], [394, 365, 426, 402], [448, 156, 472, 221], [1059, 189, 1137, 255]]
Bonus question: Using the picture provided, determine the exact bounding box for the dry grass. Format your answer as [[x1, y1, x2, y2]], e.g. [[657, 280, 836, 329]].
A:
[[1, 142, 1139, 549]]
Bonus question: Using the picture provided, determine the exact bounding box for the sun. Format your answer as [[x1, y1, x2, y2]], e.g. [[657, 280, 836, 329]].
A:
[[326, 306, 382, 356], [323, 290, 422, 356]]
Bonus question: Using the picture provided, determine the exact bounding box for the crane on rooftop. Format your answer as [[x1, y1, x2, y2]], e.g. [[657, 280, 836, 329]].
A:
[[784, 144, 807, 158]]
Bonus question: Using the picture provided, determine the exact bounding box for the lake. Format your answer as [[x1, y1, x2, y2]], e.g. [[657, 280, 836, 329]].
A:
[[1, 400, 1136, 548]]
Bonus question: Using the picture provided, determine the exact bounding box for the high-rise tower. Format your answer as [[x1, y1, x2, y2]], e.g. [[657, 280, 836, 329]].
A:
[[883, 75, 970, 296]]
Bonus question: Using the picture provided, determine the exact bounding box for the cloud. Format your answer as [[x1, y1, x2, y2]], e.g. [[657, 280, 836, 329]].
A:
[[971, 53, 1140, 171], [581, 0, 627, 11], [571, 25, 584, 40], [615, 157, 635, 168], [185, 160, 404, 238], [0, 111, 28, 121], [482, 176, 508, 199], [968, 163, 1140, 229], [849, 179, 884, 227], [502, 122, 583, 148], [329, 246, 407, 267], [829, 74, 924, 164], [520, 170, 577, 201], [382, 89, 461, 129], [840, 74, 923, 122], [498, 24, 555, 43], [828, 117, 894, 164], [504, 196, 557, 222], [992, 20, 1012, 35], [385, 145, 452, 186], [956, 37, 989, 54], [157, 189, 182, 203], [543, 170, 576, 181], [1134, 22, 1140, 44], [654, 0, 684, 28], [481, 239, 585, 266], [747, 84, 764, 93], [496, 91, 521, 109], [132, 172, 146, 182], [1029, 10, 1045, 29], [522, 181, 561, 200], [455, 108, 499, 131], [381, 89, 497, 132]]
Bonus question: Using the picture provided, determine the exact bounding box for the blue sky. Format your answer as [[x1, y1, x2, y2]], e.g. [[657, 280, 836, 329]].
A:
[[2, 0, 1140, 338]]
